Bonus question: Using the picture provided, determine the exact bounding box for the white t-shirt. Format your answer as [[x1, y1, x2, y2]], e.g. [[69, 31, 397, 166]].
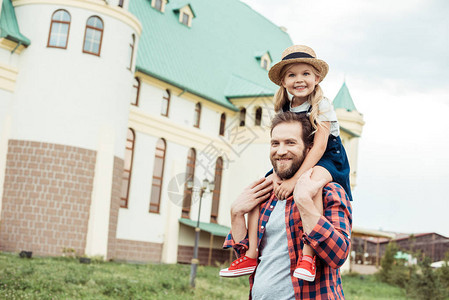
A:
[[251, 200, 295, 299], [289, 98, 340, 137]]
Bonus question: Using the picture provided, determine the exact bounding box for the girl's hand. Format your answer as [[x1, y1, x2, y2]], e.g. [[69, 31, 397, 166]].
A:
[[269, 173, 281, 198], [274, 177, 296, 200]]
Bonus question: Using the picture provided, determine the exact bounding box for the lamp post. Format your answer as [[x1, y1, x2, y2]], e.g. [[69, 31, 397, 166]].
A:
[[188, 178, 214, 288]]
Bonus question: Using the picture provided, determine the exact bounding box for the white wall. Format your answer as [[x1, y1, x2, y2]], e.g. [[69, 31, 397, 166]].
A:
[[137, 84, 223, 138], [0, 47, 21, 67], [0, 89, 13, 137], [220, 141, 272, 226], [12, 3, 138, 158], [116, 133, 188, 243], [117, 79, 248, 244]]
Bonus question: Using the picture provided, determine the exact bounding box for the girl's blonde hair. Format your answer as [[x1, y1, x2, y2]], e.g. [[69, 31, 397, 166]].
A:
[[273, 63, 325, 132]]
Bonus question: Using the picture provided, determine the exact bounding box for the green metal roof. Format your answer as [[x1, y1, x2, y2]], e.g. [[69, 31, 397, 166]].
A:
[[179, 218, 230, 237], [0, 0, 31, 46], [130, 0, 292, 110], [333, 82, 357, 112], [224, 74, 274, 98]]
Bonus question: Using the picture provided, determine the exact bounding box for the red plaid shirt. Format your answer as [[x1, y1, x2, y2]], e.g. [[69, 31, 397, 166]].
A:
[[223, 183, 352, 300]]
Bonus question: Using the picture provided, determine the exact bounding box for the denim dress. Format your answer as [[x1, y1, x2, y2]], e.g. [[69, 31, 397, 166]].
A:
[[267, 102, 353, 201]]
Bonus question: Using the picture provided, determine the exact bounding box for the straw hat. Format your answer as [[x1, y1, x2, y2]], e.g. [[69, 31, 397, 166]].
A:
[[268, 45, 329, 86]]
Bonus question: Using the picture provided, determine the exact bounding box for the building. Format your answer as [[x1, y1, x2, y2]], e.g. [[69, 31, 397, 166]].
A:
[[0, 0, 364, 264], [353, 232, 449, 265]]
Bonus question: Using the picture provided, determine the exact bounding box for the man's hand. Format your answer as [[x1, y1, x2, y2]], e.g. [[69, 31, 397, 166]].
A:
[[231, 177, 273, 218], [293, 169, 327, 202], [293, 169, 327, 234], [230, 177, 272, 243]]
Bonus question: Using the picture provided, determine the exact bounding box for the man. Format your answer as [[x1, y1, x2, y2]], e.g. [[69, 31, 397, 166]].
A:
[[223, 112, 352, 299]]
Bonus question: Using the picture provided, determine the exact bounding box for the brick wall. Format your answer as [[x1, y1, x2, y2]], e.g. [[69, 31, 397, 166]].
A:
[[114, 239, 163, 262], [177, 245, 235, 266], [0, 140, 96, 256], [106, 156, 123, 260]]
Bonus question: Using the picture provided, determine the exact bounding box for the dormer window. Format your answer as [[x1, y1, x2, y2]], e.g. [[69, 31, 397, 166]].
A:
[[255, 51, 272, 71], [181, 12, 189, 26], [152, 0, 167, 12], [262, 57, 269, 70], [173, 4, 195, 27]]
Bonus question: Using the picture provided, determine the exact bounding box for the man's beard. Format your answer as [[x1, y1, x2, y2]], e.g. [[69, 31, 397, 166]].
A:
[[270, 149, 307, 180]]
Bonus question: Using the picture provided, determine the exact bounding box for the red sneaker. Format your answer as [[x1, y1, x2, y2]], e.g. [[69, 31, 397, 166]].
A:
[[293, 255, 316, 281], [219, 256, 257, 277]]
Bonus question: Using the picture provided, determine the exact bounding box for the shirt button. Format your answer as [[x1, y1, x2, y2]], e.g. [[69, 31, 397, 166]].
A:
[[261, 225, 264, 229], [333, 138, 337, 142], [270, 205, 274, 208], [336, 150, 340, 154]]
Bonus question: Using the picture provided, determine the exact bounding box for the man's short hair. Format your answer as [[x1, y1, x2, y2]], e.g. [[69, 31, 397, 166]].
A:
[[270, 112, 314, 148]]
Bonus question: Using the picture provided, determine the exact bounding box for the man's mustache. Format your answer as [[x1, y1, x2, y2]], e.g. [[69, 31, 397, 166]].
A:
[[272, 155, 293, 160]]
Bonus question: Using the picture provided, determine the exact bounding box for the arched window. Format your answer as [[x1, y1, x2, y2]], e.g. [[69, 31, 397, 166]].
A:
[[131, 77, 140, 106], [210, 157, 223, 223], [182, 148, 196, 218], [128, 34, 135, 70], [255, 107, 262, 126], [150, 138, 166, 213], [83, 16, 104, 56], [161, 89, 170, 117], [193, 102, 201, 128], [120, 128, 135, 208], [239, 108, 246, 127], [47, 9, 71, 49], [219, 113, 226, 136]]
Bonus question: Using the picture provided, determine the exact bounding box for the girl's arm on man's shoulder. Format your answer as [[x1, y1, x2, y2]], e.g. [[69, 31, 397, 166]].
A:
[[286, 121, 330, 181]]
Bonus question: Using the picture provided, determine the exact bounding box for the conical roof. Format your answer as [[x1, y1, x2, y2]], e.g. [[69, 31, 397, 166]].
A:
[[333, 82, 357, 112], [0, 0, 30, 45]]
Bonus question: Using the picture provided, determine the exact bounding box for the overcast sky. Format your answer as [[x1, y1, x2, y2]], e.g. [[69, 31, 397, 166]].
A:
[[241, 0, 449, 237]]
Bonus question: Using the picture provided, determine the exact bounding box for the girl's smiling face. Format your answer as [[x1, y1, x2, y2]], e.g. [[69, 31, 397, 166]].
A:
[[281, 63, 320, 106]]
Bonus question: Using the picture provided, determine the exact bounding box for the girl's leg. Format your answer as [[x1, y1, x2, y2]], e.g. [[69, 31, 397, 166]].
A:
[[294, 166, 331, 281], [301, 167, 329, 255], [219, 205, 259, 277], [246, 205, 259, 258]]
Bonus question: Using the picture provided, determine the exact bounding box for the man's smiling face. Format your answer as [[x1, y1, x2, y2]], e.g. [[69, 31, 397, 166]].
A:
[[270, 122, 309, 180]]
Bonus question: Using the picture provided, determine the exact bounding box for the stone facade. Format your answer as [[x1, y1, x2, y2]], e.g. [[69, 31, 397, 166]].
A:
[[114, 239, 163, 262], [0, 140, 96, 256], [177, 245, 235, 266], [106, 156, 124, 260]]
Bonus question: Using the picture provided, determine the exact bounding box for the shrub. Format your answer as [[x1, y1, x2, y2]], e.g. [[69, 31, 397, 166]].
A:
[[377, 242, 449, 299], [436, 251, 449, 297], [377, 242, 409, 287], [407, 256, 446, 300]]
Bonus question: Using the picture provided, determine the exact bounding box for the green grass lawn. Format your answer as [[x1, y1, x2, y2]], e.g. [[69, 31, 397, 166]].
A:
[[0, 252, 407, 299]]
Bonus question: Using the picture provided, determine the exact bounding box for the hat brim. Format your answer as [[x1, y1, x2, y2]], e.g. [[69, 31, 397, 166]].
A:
[[268, 58, 329, 86]]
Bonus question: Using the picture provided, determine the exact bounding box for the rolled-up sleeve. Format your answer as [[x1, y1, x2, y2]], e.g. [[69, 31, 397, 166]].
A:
[[303, 183, 352, 269], [223, 231, 249, 258]]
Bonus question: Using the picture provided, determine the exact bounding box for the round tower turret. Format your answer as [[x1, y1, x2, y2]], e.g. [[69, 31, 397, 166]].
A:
[[332, 82, 365, 189], [0, 0, 141, 258]]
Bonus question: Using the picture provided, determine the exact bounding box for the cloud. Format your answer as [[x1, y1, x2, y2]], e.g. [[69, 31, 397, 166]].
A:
[[241, 0, 449, 236], [243, 0, 449, 90]]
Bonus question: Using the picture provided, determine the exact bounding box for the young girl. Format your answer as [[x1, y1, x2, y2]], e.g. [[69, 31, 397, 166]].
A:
[[219, 45, 352, 281]]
